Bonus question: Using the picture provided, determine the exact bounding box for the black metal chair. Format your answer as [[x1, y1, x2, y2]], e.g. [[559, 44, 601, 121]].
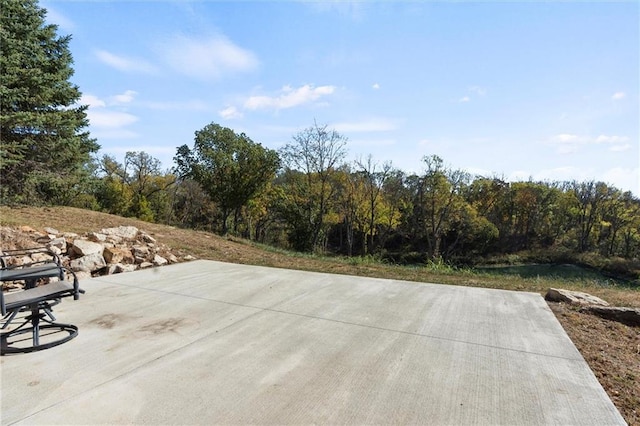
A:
[[1, 248, 83, 355]]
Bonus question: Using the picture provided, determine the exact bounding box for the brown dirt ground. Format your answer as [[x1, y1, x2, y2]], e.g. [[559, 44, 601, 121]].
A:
[[1, 206, 639, 424], [550, 303, 639, 425]]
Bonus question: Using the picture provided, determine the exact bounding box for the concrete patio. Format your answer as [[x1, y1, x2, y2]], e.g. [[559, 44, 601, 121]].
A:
[[1, 260, 625, 425]]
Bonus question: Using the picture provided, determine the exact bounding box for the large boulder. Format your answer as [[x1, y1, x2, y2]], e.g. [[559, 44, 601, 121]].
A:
[[153, 254, 168, 266], [581, 306, 640, 327], [43, 227, 59, 235], [100, 226, 139, 241], [71, 240, 104, 257], [545, 288, 609, 307], [88, 232, 107, 243], [132, 245, 150, 263], [103, 247, 135, 264], [70, 252, 107, 273]]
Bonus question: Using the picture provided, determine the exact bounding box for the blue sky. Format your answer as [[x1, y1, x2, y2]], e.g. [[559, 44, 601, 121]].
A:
[[43, 0, 639, 195]]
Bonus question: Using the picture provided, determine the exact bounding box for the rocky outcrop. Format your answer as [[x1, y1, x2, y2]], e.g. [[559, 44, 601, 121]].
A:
[[580, 306, 640, 327], [546, 287, 639, 327], [544, 288, 610, 307], [0, 225, 195, 278]]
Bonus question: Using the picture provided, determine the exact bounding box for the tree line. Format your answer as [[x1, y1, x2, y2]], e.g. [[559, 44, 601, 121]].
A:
[[2, 0, 638, 281], [16, 120, 640, 280]]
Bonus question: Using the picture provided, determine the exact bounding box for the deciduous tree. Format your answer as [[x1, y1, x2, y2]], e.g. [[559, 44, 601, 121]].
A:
[[175, 123, 280, 234], [279, 121, 347, 251]]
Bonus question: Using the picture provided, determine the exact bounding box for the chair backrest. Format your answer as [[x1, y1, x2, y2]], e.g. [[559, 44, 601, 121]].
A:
[[1, 248, 81, 316], [0, 247, 63, 271]]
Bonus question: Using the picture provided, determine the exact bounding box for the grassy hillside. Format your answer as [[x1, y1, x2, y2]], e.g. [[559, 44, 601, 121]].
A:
[[2, 206, 638, 307], [1, 205, 639, 424]]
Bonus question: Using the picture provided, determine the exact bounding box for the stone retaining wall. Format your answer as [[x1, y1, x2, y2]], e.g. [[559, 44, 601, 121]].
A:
[[1, 225, 195, 281]]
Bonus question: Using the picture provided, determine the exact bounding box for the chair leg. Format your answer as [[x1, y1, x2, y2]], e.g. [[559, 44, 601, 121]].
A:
[[1, 304, 78, 355], [31, 307, 41, 347], [1, 310, 19, 329]]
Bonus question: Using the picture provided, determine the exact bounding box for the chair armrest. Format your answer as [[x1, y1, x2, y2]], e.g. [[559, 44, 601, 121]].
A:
[[0, 247, 63, 270], [1, 266, 83, 316]]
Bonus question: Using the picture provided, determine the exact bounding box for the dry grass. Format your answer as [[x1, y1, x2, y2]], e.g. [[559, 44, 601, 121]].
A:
[[550, 303, 639, 425], [1, 206, 639, 423]]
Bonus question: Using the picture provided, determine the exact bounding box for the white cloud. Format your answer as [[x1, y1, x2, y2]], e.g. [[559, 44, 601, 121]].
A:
[[602, 167, 639, 194], [556, 144, 579, 155], [508, 170, 533, 182], [79, 94, 106, 108], [110, 90, 137, 105], [548, 133, 632, 154], [506, 166, 638, 194], [469, 86, 487, 96], [509, 167, 588, 185], [349, 138, 396, 147], [534, 166, 587, 182], [332, 118, 397, 133], [611, 91, 626, 100], [552, 133, 581, 143], [455, 86, 486, 103], [244, 85, 336, 111], [44, 6, 74, 31], [609, 144, 632, 152], [87, 110, 138, 129], [595, 135, 630, 144], [372, 83, 380, 90], [102, 145, 176, 156], [465, 167, 493, 178], [80, 93, 139, 138], [91, 129, 139, 140], [95, 50, 157, 74], [160, 34, 258, 80], [144, 100, 209, 111], [219, 106, 243, 120]]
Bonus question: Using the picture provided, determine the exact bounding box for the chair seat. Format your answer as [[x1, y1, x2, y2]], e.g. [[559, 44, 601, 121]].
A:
[[4, 281, 75, 311]]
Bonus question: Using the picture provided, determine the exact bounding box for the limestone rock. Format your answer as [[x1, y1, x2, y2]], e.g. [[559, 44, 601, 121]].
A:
[[115, 263, 137, 273], [545, 288, 609, 307], [581, 306, 640, 327], [74, 270, 93, 281], [30, 252, 52, 263], [36, 234, 55, 243], [132, 245, 150, 264], [47, 237, 67, 251], [141, 233, 157, 244], [103, 247, 134, 264], [105, 264, 119, 275], [72, 240, 104, 257], [153, 254, 168, 266], [88, 232, 107, 242], [100, 226, 139, 240], [47, 246, 62, 256], [4, 224, 193, 278], [70, 253, 107, 273]]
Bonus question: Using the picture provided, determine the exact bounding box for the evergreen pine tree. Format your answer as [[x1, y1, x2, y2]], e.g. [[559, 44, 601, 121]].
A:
[[0, 0, 98, 204]]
